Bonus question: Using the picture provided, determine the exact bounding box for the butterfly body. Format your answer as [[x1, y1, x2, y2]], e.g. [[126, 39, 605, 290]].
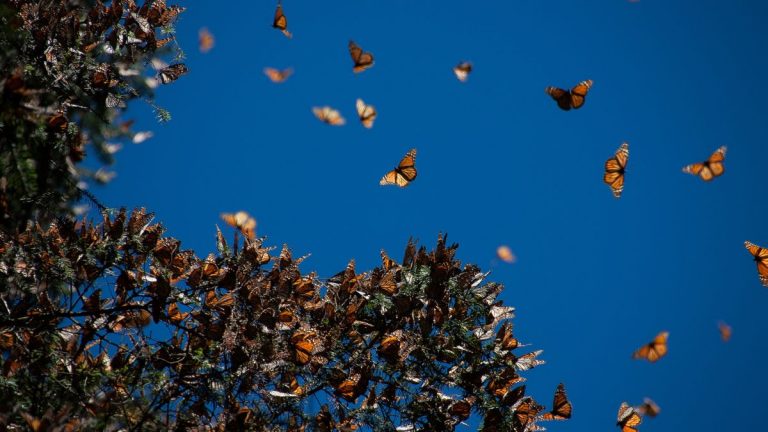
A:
[[546, 79, 593, 110], [380, 149, 417, 187]]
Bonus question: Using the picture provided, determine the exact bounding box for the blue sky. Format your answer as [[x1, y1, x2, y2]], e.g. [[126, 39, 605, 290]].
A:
[[97, 1, 768, 430]]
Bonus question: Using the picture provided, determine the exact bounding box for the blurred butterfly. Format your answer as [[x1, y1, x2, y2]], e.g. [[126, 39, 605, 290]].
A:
[[272, 3, 292, 38], [356, 98, 377, 128], [632, 331, 668, 362], [617, 402, 642, 432], [604, 142, 629, 198], [312, 106, 345, 126], [546, 79, 593, 110], [636, 398, 660, 418], [718, 321, 732, 342], [453, 62, 472, 82], [380, 148, 417, 187], [263, 67, 294, 83], [198, 28, 214, 53], [157, 63, 188, 84], [682, 146, 726, 181], [744, 241, 768, 287], [539, 383, 572, 421], [497, 245, 517, 263], [220, 211, 256, 240], [349, 40, 374, 73]]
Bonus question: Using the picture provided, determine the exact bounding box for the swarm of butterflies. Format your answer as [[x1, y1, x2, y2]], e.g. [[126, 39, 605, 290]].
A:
[[208, 2, 768, 430]]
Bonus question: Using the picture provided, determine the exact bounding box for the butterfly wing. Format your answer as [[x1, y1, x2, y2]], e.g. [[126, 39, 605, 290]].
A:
[[706, 146, 727, 178], [745, 241, 768, 287], [312, 107, 345, 126], [539, 383, 572, 421], [604, 143, 629, 198], [546, 86, 572, 110], [569, 79, 593, 109], [356, 98, 377, 128], [264, 67, 292, 83], [349, 40, 374, 72], [272, 4, 292, 37], [633, 331, 668, 362], [380, 149, 417, 187], [453, 62, 472, 82], [157, 64, 188, 84]]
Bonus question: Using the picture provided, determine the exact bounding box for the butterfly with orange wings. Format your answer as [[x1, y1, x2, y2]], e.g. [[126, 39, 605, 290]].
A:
[[356, 98, 377, 128], [198, 28, 214, 53], [617, 403, 642, 432], [636, 398, 660, 418], [632, 331, 668, 362], [349, 40, 374, 73], [539, 383, 572, 421], [272, 3, 292, 38], [220, 211, 256, 240], [497, 245, 517, 264], [380, 149, 417, 187], [718, 321, 732, 342], [264, 67, 294, 83], [604, 142, 629, 198], [453, 62, 473, 82], [157, 64, 188, 84], [312, 106, 345, 126], [682, 146, 726, 181], [744, 241, 768, 287], [546, 79, 593, 110]]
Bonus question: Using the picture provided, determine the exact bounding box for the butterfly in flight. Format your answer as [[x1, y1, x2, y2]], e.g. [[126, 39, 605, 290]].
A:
[[636, 398, 661, 418], [496, 245, 517, 264], [157, 64, 188, 84], [682, 146, 726, 181], [356, 98, 377, 128], [744, 241, 768, 287], [604, 142, 629, 198], [264, 67, 294, 83], [272, 3, 292, 38], [220, 211, 256, 240], [539, 383, 572, 421], [617, 402, 642, 432], [453, 62, 473, 82], [546, 79, 593, 110], [349, 40, 374, 73], [312, 106, 345, 126], [198, 28, 214, 53], [718, 321, 732, 342], [632, 331, 668, 362], [380, 149, 417, 187]]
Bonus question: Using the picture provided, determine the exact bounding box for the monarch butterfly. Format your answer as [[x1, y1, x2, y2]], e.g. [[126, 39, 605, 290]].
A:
[[496, 245, 517, 263], [198, 28, 214, 53], [263, 67, 294, 83], [682, 146, 726, 181], [604, 142, 629, 198], [495, 322, 519, 351], [378, 271, 397, 296], [356, 98, 377, 128], [220, 211, 256, 240], [744, 241, 768, 287], [349, 40, 374, 73], [546, 79, 593, 110], [514, 398, 544, 429], [272, 3, 292, 38], [636, 398, 660, 418], [157, 63, 188, 84], [632, 331, 668, 362], [380, 149, 417, 187], [291, 331, 315, 365], [539, 383, 572, 421], [453, 62, 473, 82], [718, 321, 732, 342], [617, 403, 642, 432], [312, 106, 346, 126]]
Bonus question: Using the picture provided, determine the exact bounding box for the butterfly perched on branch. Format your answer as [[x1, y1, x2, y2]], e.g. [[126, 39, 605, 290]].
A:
[[157, 64, 188, 84], [546, 79, 593, 110], [380, 149, 417, 187]]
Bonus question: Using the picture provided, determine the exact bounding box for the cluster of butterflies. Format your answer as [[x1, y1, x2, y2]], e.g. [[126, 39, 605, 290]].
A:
[[210, 2, 768, 430]]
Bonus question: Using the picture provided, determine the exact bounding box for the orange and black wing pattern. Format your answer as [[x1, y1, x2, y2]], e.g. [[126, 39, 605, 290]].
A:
[[380, 149, 417, 187], [632, 331, 668, 362], [604, 142, 629, 198], [683, 146, 726, 181], [349, 40, 374, 73], [312, 106, 345, 126], [745, 241, 768, 287], [356, 98, 377, 128], [546, 79, 593, 110], [539, 383, 572, 421], [453, 62, 473, 82], [617, 403, 642, 432], [272, 3, 292, 38]]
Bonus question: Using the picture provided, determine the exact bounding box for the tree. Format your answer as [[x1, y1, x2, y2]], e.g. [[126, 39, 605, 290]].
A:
[[0, 2, 566, 431]]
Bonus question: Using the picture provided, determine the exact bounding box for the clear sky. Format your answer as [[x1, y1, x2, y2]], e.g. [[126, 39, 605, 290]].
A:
[[97, 1, 768, 430]]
